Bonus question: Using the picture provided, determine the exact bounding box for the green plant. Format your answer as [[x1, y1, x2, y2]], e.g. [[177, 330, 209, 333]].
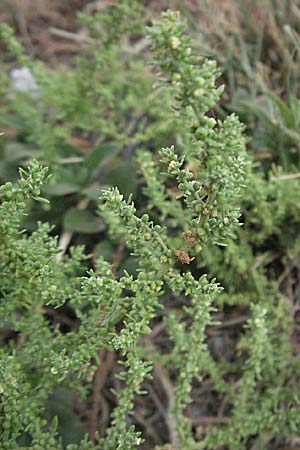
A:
[[1, 8, 300, 450], [180, 1, 300, 171], [189, 0, 300, 97], [0, 1, 179, 248]]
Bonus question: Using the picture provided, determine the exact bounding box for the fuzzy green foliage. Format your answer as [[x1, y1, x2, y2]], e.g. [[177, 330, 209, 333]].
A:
[[0, 1, 179, 242], [1, 6, 300, 450], [191, 0, 300, 96], [194, 0, 300, 175]]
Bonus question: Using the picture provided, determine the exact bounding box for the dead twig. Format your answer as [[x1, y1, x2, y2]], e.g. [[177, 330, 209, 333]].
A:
[[270, 172, 300, 181], [49, 27, 93, 44], [191, 415, 230, 425], [87, 238, 126, 438], [154, 362, 179, 449], [87, 349, 116, 440], [112, 239, 126, 276], [212, 315, 249, 329], [143, 336, 179, 448]]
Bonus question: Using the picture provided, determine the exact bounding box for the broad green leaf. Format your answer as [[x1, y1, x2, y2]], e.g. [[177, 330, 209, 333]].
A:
[[84, 142, 120, 180], [46, 388, 84, 445], [44, 182, 81, 196], [64, 208, 106, 233], [0, 112, 26, 130], [106, 160, 137, 197], [81, 184, 109, 201], [3, 142, 34, 161], [268, 92, 295, 128], [94, 240, 115, 262]]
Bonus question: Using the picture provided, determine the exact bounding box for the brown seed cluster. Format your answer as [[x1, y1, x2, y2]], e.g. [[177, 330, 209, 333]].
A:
[[183, 230, 197, 245], [175, 249, 194, 264]]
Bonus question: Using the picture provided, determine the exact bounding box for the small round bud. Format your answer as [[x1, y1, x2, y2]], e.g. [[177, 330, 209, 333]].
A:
[[196, 77, 205, 86], [197, 228, 206, 237], [171, 73, 181, 82], [195, 127, 208, 139], [169, 36, 180, 49], [193, 88, 204, 98], [16, 192, 24, 202], [168, 160, 178, 171], [207, 117, 216, 128], [4, 191, 13, 199], [4, 182, 13, 190]]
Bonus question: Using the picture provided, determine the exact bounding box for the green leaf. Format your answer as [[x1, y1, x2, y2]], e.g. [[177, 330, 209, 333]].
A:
[[94, 240, 115, 262], [46, 388, 84, 445], [106, 160, 137, 197], [3, 142, 34, 162], [84, 142, 120, 180], [268, 92, 295, 128], [64, 208, 106, 234], [0, 112, 26, 131], [44, 182, 81, 196], [81, 184, 109, 200]]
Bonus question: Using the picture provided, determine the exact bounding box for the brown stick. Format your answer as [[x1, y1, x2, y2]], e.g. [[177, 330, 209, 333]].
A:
[[154, 362, 179, 449], [87, 237, 126, 439], [112, 239, 126, 276], [49, 27, 93, 44], [87, 349, 116, 440], [143, 337, 179, 448], [271, 172, 300, 181], [191, 416, 230, 425]]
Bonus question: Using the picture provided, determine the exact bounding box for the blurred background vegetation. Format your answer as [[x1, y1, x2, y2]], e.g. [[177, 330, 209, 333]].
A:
[[1, 0, 300, 448]]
